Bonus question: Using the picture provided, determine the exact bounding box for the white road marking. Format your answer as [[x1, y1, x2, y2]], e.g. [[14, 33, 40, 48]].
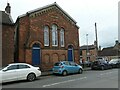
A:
[[97, 70, 118, 78], [42, 77, 87, 87], [100, 71, 118, 76]]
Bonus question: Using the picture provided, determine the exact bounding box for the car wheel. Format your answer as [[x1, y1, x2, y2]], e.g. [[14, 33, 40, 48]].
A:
[[109, 65, 112, 69], [91, 67, 94, 70], [62, 70, 67, 76], [101, 66, 104, 70], [27, 73, 36, 81], [78, 69, 83, 74], [118, 64, 120, 68], [116, 64, 120, 68]]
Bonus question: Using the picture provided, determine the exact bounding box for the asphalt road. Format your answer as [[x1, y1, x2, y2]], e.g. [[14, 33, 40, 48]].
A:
[[2, 68, 119, 88]]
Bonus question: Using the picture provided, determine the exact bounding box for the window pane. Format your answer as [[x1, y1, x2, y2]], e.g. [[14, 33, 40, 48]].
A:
[[44, 26, 49, 46], [60, 28, 64, 47], [19, 65, 30, 69], [52, 24, 58, 46], [7, 65, 18, 70]]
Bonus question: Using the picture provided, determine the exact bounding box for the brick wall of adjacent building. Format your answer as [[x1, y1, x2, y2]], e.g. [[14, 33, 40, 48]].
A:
[[81, 49, 97, 62], [15, 5, 80, 71], [2, 24, 14, 66]]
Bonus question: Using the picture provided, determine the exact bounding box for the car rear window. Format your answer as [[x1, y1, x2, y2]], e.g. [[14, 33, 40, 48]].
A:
[[54, 62, 61, 66]]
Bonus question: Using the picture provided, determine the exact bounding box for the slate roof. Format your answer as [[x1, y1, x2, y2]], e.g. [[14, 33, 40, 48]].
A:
[[98, 47, 119, 56], [98, 41, 120, 56], [0, 11, 13, 25], [80, 45, 96, 50]]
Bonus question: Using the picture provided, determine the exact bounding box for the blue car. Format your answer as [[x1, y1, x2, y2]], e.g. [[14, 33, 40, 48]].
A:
[[52, 61, 83, 76]]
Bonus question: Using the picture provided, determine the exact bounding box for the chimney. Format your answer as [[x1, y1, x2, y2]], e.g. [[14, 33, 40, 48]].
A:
[[98, 46, 101, 51], [94, 41, 97, 46], [5, 3, 11, 15], [115, 40, 119, 45]]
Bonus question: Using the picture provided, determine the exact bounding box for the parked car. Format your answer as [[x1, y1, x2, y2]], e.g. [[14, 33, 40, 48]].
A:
[[52, 61, 83, 76], [91, 59, 111, 70], [84, 61, 91, 67], [0, 63, 41, 83], [109, 59, 120, 68]]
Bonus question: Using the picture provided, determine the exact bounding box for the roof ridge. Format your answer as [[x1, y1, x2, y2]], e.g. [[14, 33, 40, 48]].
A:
[[18, 2, 78, 26]]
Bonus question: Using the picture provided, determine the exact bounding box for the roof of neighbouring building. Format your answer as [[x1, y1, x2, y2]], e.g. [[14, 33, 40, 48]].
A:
[[98, 41, 120, 56], [80, 45, 96, 50], [98, 47, 119, 56], [0, 11, 14, 25]]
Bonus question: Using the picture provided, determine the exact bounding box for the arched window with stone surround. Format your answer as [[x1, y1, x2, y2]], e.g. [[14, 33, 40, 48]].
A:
[[52, 24, 58, 46], [44, 25, 49, 46]]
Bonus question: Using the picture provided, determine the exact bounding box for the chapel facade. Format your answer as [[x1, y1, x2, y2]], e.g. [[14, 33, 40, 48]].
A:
[[14, 3, 80, 71]]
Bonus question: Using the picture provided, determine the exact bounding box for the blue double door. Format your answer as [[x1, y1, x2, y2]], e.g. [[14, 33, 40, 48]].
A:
[[32, 44, 40, 65]]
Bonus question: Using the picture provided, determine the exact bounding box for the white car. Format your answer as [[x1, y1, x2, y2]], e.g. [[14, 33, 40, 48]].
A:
[[0, 63, 41, 83]]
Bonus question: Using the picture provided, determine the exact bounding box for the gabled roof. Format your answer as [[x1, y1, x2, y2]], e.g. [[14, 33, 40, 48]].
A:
[[18, 2, 78, 26], [80, 45, 96, 50], [0, 11, 14, 25], [98, 41, 120, 56], [98, 47, 119, 56]]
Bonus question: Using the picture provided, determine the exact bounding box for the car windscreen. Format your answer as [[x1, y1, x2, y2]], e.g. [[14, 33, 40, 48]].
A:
[[109, 59, 119, 63], [0, 65, 9, 70], [109, 60, 115, 63]]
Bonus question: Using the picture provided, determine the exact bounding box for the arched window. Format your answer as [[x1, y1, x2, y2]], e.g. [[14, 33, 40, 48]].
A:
[[52, 24, 58, 46], [44, 26, 49, 46], [60, 28, 65, 47]]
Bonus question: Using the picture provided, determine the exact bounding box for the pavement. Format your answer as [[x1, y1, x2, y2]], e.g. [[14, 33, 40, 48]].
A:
[[41, 67, 91, 76]]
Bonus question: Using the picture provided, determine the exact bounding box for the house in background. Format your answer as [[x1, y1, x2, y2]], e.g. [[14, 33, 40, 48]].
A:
[[80, 40, 120, 62], [0, 3, 14, 67], [14, 3, 80, 71], [98, 40, 120, 60], [80, 41, 98, 62]]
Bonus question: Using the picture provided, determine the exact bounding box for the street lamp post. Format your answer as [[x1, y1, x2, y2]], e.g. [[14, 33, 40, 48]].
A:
[[86, 34, 89, 61], [95, 22, 98, 58]]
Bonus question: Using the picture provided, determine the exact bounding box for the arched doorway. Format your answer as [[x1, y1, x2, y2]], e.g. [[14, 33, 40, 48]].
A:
[[32, 43, 40, 65], [68, 45, 74, 61]]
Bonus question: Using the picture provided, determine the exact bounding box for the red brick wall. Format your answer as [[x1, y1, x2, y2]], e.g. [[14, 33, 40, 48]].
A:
[[2, 24, 14, 66], [17, 7, 80, 71], [18, 16, 30, 62], [82, 49, 96, 62]]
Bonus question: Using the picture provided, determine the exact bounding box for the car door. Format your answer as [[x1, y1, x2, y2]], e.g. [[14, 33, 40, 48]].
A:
[[64, 62, 73, 74], [103, 60, 109, 69], [17, 64, 31, 80], [116, 59, 120, 68], [69, 62, 79, 73], [2, 65, 18, 82]]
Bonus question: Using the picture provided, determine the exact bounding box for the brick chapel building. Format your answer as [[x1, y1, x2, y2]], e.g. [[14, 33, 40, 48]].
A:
[[14, 3, 80, 71], [13, 3, 80, 71]]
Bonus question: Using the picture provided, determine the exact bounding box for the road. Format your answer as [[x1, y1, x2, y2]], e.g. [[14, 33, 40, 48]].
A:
[[2, 68, 119, 88]]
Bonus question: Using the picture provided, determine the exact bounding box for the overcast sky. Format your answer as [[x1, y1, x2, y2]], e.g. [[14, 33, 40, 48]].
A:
[[0, 0, 119, 48]]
